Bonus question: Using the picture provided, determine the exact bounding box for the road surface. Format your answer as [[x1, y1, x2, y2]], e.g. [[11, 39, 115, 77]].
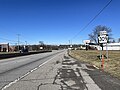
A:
[[0, 50, 120, 90], [0, 50, 63, 90]]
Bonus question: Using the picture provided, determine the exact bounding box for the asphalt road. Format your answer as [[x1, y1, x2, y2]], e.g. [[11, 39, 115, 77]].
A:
[[0, 50, 120, 90], [0, 50, 64, 90]]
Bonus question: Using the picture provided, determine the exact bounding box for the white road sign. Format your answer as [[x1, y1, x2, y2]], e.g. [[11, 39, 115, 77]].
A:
[[83, 40, 90, 44], [99, 31, 107, 36], [98, 35, 108, 43]]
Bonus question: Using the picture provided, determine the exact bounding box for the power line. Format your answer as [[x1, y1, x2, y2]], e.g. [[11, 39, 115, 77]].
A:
[[0, 37, 25, 44], [71, 0, 113, 40], [0, 37, 17, 42]]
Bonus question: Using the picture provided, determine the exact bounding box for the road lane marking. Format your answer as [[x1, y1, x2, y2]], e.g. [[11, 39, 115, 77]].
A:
[[1, 52, 64, 90]]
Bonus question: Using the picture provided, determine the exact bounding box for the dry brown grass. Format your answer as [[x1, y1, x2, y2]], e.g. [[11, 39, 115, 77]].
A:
[[69, 50, 120, 79]]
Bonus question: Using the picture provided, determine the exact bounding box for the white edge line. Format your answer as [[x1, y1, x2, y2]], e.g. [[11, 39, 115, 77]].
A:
[[1, 52, 63, 90]]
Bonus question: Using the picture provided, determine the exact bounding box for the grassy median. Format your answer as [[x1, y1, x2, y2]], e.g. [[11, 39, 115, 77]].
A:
[[69, 50, 120, 79]]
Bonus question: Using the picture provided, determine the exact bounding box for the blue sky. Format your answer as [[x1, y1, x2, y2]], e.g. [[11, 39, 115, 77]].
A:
[[0, 0, 119, 45]]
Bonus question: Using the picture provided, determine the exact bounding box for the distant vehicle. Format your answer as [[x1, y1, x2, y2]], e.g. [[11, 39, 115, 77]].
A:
[[20, 46, 29, 53]]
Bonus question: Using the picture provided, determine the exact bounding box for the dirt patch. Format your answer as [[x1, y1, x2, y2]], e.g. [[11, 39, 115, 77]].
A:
[[69, 50, 120, 79]]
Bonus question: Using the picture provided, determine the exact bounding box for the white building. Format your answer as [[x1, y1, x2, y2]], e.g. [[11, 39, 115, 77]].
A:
[[95, 43, 120, 50]]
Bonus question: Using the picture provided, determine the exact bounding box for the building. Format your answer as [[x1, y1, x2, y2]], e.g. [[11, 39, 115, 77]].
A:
[[0, 43, 9, 52], [89, 43, 120, 50]]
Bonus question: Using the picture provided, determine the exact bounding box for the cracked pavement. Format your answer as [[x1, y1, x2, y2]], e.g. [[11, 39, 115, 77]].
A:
[[4, 51, 120, 90]]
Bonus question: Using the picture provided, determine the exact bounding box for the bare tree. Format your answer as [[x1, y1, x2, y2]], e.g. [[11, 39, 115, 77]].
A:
[[88, 25, 112, 43], [39, 41, 44, 45]]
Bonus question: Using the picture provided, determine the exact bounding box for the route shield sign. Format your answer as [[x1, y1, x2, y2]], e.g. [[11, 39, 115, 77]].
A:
[[98, 31, 108, 44], [98, 35, 108, 43]]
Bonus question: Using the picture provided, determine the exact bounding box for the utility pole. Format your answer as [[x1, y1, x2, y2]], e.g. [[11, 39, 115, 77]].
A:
[[8, 43, 9, 52], [25, 41, 27, 46], [69, 40, 70, 48], [17, 34, 20, 51], [70, 40, 72, 48]]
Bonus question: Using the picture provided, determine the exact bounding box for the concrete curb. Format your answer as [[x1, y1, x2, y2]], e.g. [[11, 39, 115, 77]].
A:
[[93, 65, 100, 69]]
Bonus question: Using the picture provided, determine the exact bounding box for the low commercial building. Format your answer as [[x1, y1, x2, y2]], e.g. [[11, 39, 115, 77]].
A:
[[89, 43, 120, 50], [0, 43, 9, 52]]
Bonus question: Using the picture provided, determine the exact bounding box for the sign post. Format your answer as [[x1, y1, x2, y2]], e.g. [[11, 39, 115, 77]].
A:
[[83, 40, 90, 51], [98, 31, 108, 70]]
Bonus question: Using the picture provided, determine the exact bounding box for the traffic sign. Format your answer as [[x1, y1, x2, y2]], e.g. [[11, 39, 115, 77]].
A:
[[98, 35, 108, 43], [99, 31, 107, 36], [98, 31, 108, 44]]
